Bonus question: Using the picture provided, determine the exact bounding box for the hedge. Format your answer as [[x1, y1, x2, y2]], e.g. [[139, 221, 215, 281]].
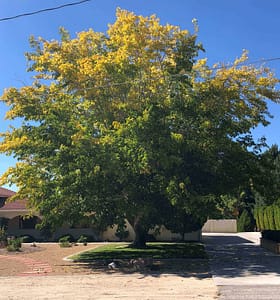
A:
[[237, 210, 255, 232], [254, 205, 280, 230]]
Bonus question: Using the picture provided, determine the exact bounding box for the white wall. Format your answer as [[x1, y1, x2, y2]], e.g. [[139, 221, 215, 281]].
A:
[[202, 219, 237, 233]]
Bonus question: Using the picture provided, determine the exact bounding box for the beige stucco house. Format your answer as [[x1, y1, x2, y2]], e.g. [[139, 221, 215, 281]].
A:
[[0, 187, 43, 239], [0, 186, 201, 242]]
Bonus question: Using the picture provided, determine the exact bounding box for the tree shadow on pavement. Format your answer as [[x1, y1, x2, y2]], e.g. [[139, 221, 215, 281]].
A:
[[203, 234, 280, 279]]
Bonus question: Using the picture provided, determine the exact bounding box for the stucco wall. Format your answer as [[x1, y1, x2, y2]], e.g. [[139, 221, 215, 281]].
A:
[[52, 228, 99, 241], [102, 222, 202, 242], [202, 219, 237, 233], [3, 212, 202, 242], [6, 229, 42, 240]]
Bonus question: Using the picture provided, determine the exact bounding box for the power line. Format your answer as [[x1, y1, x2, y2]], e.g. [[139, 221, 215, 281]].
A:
[[0, 0, 92, 22], [240, 57, 280, 65], [211, 57, 280, 71], [0, 56, 279, 101], [0, 57, 279, 99]]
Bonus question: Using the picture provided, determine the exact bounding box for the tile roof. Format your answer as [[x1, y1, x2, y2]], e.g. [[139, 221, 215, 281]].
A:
[[0, 199, 28, 211], [0, 187, 27, 211], [0, 187, 16, 197]]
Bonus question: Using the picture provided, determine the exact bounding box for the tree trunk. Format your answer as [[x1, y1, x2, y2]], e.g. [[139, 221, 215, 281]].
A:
[[132, 219, 147, 248]]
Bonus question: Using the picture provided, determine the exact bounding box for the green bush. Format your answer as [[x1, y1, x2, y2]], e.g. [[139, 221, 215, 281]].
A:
[[20, 235, 35, 243], [237, 210, 254, 232], [258, 206, 265, 230], [77, 235, 88, 245], [57, 234, 75, 242], [254, 207, 261, 230], [266, 206, 276, 230], [274, 206, 280, 230], [254, 205, 280, 230], [7, 237, 22, 251], [58, 235, 72, 248], [263, 208, 270, 229]]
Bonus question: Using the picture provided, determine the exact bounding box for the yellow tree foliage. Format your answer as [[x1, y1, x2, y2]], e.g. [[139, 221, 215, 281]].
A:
[[0, 9, 279, 246]]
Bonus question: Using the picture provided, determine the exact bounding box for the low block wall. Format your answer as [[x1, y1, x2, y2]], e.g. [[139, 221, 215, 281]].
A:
[[261, 238, 280, 254], [202, 219, 237, 233]]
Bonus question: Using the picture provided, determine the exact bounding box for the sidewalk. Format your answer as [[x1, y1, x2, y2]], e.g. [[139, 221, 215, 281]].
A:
[[203, 232, 280, 299]]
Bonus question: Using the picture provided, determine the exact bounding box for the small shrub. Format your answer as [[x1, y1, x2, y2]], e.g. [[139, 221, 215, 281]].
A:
[[7, 237, 22, 251], [20, 235, 35, 243], [77, 235, 88, 245], [59, 235, 72, 248], [57, 234, 75, 242]]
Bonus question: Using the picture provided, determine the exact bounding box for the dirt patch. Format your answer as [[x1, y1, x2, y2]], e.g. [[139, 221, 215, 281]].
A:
[[0, 274, 218, 300], [0, 243, 212, 276], [0, 243, 218, 299], [0, 242, 101, 276]]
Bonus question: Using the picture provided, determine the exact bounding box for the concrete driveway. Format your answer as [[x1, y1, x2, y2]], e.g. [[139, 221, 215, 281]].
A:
[[203, 232, 280, 299]]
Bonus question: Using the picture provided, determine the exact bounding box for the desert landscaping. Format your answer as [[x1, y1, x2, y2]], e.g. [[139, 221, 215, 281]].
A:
[[0, 242, 218, 299]]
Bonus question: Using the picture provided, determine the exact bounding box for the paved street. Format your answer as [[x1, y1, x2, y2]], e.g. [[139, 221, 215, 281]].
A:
[[203, 233, 280, 299]]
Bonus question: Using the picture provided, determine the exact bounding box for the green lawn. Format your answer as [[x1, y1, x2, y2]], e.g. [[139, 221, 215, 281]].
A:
[[70, 242, 207, 262]]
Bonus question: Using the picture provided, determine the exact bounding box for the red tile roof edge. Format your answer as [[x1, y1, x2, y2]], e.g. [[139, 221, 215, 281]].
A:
[[0, 187, 27, 211], [0, 187, 16, 197]]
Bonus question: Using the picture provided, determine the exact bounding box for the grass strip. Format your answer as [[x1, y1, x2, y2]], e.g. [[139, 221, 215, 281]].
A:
[[70, 242, 207, 261]]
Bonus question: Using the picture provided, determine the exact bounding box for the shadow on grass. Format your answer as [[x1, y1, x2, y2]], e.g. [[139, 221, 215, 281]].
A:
[[69, 242, 211, 279]]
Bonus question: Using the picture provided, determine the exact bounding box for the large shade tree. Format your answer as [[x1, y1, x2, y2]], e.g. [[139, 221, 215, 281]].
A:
[[1, 9, 279, 246]]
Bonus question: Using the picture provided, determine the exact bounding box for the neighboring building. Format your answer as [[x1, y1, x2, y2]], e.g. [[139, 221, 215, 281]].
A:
[[0, 187, 98, 241], [0, 187, 201, 242], [0, 187, 42, 239]]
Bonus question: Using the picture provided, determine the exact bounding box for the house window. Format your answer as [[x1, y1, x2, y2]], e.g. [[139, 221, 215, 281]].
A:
[[0, 197, 6, 208]]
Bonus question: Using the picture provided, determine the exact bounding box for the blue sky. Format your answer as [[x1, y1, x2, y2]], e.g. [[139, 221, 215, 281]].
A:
[[1, 0, 280, 191]]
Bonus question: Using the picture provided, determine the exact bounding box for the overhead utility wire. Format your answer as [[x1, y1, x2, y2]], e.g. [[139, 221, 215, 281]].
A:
[[0, 57, 279, 101], [211, 57, 280, 71], [0, 56, 279, 101], [0, 0, 91, 22], [0, 56, 279, 99]]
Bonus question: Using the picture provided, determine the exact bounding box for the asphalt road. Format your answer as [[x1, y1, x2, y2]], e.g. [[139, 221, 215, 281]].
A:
[[203, 232, 280, 300]]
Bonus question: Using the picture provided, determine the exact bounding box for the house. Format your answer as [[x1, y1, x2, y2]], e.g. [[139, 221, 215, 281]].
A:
[[0, 187, 42, 239], [0, 187, 99, 241], [0, 187, 201, 242]]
